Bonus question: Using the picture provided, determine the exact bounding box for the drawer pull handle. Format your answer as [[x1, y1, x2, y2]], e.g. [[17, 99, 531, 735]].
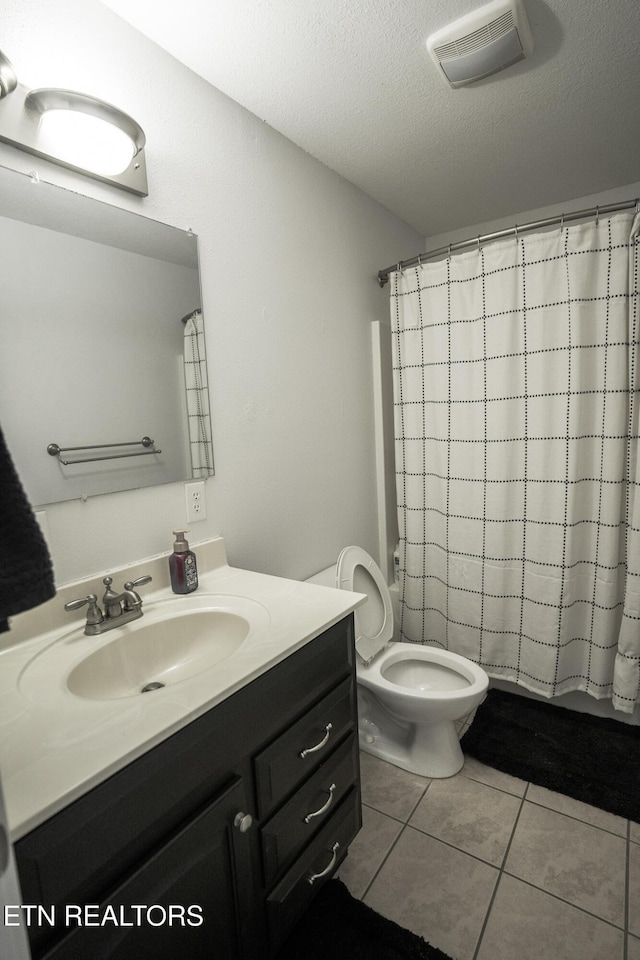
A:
[[304, 783, 336, 823], [299, 723, 333, 759], [307, 842, 340, 885], [233, 811, 253, 833]]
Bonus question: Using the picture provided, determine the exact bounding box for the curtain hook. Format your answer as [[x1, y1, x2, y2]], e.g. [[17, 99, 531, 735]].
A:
[[477, 235, 481, 252], [514, 224, 519, 243], [595, 205, 600, 225], [560, 213, 565, 233], [448, 243, 452, 258]]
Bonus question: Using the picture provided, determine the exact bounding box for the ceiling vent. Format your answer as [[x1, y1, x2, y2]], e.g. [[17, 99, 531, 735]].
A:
[[427, 0, 534, 88]]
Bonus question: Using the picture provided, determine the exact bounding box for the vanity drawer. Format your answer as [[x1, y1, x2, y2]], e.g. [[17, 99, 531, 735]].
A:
[[254, 677, 355, 818], [261, 733, 358, 886], [266, 788, 361, 951]]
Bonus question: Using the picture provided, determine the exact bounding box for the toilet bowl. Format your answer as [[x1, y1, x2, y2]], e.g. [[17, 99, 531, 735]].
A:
[[308, 546, 488, 778]]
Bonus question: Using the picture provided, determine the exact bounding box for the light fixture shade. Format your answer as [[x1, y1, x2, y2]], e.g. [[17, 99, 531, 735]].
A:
[[0, 52, 148, 196], [0, 51, 17, 99], [26, 88, 146, 177]]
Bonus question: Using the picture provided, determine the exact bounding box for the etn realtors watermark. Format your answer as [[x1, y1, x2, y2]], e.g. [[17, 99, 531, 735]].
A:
[[4, 903, 204, 928]]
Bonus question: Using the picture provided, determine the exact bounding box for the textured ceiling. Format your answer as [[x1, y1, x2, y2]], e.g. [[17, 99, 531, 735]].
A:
[[100, 0, 640, 236]]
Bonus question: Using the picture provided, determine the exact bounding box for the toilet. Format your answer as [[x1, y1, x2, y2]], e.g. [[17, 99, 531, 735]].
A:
[[309, 546, 489, 778]]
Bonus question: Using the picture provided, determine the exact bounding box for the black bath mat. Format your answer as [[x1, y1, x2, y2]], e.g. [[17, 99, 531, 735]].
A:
[[461, 688, 640, 822], [276, 879, 453, 960]]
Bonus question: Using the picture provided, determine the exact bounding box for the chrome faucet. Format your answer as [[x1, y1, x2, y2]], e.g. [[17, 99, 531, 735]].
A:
[[64, 575, 152, 636]]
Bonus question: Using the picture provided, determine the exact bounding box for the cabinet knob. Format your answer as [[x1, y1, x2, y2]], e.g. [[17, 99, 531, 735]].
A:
[[234, 811, 253, 833]]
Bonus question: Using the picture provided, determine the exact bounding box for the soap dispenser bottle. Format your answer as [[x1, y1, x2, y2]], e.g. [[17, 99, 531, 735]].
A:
[[169, 530, 199, 594]]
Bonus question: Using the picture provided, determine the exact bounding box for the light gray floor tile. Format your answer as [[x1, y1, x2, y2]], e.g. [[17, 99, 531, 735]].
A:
[[631, 820, 640, 845], [337, 804, 403, 899], [358, 751, 430, 822], [476, 874, 624, 960], [505, 801, 627, 926], [409, 773, 521, 866], [628, 935, 640, 960], [526, 782, 628, 836], [364, 825, 498, 960], [630, 840, 640, 938], [460, 754, 527, 797]]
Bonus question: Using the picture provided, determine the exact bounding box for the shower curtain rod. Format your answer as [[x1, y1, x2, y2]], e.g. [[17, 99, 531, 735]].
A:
[[377, 197, 639, 287]]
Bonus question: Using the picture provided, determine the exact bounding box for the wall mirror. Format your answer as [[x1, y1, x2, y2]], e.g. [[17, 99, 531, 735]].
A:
[[0, 164, 214, 506]]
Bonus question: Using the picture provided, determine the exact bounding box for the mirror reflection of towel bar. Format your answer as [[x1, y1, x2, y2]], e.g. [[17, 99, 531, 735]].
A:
[[47, 437, 161, 465]]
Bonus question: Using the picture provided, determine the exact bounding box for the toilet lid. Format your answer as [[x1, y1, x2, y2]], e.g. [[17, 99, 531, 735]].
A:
[[337, 546, 393, 664]]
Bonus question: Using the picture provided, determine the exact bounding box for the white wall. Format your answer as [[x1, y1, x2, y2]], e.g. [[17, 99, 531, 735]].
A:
[[0, 0, 423, 589], [424, 181, 640, 249]]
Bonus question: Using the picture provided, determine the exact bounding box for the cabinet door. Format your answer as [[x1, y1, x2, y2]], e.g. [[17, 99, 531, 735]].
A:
[[41, 777, 254, 960]]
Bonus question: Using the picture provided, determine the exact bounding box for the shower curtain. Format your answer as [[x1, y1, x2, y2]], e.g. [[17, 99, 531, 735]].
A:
[[390, 211, 640, 713], [183, 310, 213, 477]]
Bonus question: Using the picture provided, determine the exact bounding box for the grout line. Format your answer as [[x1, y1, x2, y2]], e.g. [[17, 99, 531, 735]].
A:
[[358, 777, 432, 901], [360, 799, 411, 826], [397, 819, 504, 873], [359, 821, 409, 902], [521, 797, 630, 839], [499, 870, 628, 934], [463, 766, 629, 839], [461, 770, 528, 801], [471, 782, 529, 960], [624, 819, 630, 960]]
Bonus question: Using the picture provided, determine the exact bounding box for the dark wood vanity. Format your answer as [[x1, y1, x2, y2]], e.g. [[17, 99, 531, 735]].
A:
[[14, 615, 361, 960]]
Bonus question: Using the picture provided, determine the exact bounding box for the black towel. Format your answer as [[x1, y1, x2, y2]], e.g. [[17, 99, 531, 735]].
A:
[[0, 425, 55, 632]]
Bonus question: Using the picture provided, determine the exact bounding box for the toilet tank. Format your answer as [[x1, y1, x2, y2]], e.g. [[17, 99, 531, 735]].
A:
[[306, 565, 338, 588]]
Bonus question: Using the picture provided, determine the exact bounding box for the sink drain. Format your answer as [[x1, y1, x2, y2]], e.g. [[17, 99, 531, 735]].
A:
[[141, 681, 165, 693]]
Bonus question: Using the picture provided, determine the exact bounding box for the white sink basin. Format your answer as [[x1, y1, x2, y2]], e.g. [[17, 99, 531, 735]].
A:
[[67, 609, 250, 700], [19, 594, 271, 702]]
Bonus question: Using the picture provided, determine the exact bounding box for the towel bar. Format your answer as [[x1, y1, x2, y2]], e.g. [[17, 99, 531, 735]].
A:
[[47, 437, 161, 466]]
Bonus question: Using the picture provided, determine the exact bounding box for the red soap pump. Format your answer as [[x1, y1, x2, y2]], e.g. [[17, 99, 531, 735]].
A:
[[169, 530, 199, 594]]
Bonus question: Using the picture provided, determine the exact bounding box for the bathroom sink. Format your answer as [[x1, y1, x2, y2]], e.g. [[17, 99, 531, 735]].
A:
[[67, 609, 250, 700], [19, 594, 271, 702]]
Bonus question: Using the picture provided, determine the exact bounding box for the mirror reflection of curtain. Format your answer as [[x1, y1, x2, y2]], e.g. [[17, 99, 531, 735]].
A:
[[183, 311, 213, 477], [390, 211, 640, 713]]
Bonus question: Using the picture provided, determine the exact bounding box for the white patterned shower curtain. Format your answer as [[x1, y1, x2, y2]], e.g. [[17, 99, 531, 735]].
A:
[[390, 212, 640, 713], [183, 310, 213, 477]]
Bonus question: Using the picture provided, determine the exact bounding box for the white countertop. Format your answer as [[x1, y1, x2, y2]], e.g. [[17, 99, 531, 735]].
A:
[[0, 538, 363, 840]]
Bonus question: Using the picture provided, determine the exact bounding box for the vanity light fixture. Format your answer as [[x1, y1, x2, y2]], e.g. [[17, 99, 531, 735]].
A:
[[0, 51, 147, 196]]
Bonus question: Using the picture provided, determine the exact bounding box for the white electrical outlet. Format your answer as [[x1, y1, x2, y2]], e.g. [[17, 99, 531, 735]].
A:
[[185, 481, 207, 523]]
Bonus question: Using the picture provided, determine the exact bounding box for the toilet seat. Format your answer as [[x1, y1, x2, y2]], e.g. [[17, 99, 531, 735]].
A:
[[336, 546, 393, 664], [361, 643, 489, 702]]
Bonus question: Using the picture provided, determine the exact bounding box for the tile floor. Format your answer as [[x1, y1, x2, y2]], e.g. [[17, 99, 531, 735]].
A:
[[337, 720, 640, 960]]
